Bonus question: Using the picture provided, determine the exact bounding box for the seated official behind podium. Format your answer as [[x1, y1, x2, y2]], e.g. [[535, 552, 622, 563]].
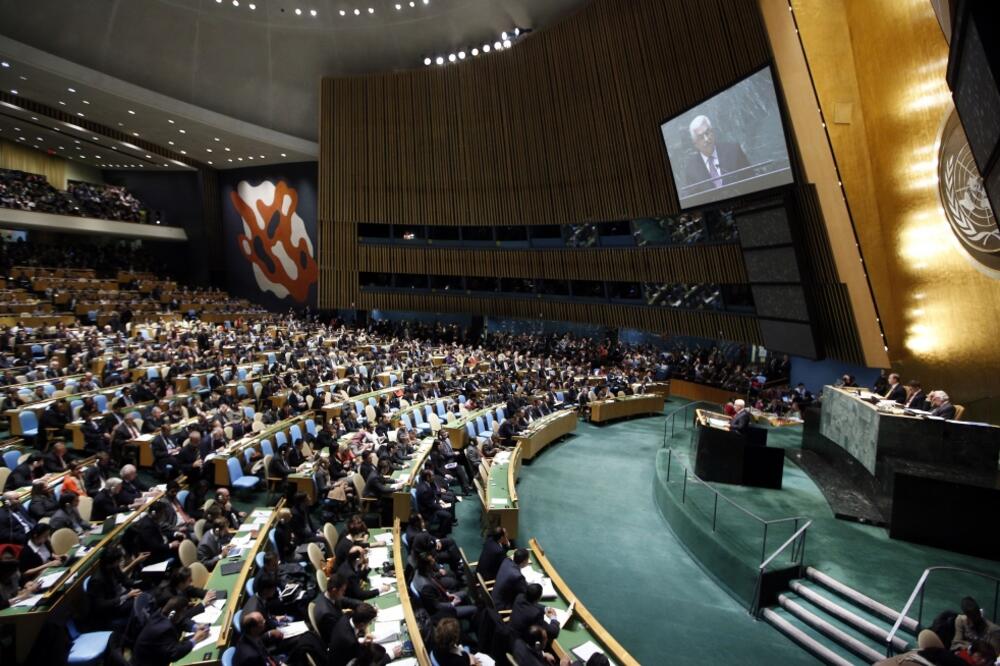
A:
[[927, 391, 957, 420], [730, 399, 750, 434], [882, 373, 906, 404]]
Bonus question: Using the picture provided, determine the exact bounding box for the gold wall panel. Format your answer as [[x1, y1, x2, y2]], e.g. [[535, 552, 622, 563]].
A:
[[792, 0, 1000, 420]]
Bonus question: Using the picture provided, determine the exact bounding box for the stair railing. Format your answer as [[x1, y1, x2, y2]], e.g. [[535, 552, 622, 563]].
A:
[[885, 566, 1000, 656], [750, 519, 812, 617]]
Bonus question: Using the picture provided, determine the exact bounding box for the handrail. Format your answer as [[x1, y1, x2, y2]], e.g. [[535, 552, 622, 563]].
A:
[[759, 519, 812, 572], [750, 519, 812, 616], [885, 566, 1000, 656], [662, 399, 721, 442]]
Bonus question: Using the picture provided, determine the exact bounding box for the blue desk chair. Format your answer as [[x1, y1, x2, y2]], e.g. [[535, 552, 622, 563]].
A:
[[65, 618, 112, 665], [227, 457, 259, 495], [3, 450, 20, 469], [221, 646, 236, 666]]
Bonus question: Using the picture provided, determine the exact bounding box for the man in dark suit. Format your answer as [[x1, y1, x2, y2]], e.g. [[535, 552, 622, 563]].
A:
[[730, 399, 751, 434], [43, 442, 69, 474], [232, 611, 276, 666], [5, 454, 43, 491], [477, 527, 515, 582], [492, 548, 530, 610], [126, 502, 179, 562], [511, 583, 560, 641], [84, 452, 115, 495], [905, 380, 928, 411], [150, 424, 180, 478], [883, 373, 906, 404], [0, 491, 36, 545], [928, 391, 958, 419], [328, 603, 397, 666], [335, 548, 384, 604], [313, 573, 359, 645], [91, 478, 126, 522], [132, 596, 208, 666], [118, 464, 149, 506], [682, 115, 751, 196]]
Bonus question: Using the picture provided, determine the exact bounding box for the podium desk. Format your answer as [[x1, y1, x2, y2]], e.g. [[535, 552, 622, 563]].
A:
[[693, 409, 784, 489]]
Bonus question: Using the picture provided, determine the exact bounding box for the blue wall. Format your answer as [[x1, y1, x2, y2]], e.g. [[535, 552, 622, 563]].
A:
[[789, 356, 880, 395]]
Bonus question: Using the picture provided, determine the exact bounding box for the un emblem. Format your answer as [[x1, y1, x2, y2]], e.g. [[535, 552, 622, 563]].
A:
[[938, 110, 1000, 272]]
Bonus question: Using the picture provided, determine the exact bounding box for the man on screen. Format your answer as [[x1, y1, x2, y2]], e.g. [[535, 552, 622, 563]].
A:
[[683, 115, 751, 194]]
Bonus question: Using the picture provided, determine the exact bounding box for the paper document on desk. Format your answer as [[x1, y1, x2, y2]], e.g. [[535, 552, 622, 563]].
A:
[[279, 621, 311, 638], [141, 559, 171, 573], [372, 620, 400, 644], [191, 606, 222, 625], [190, 625, 221, 651], [116, 511, 132, 524], [367, 547, 390, 569], [378, 604, 405, 623], [12, 594, 43, 608], [390, 658, 417, 666], [523, 566, 544, 584], [551, 602, 574, 628], [369, 575, 395, 591], [371, 532, 393, 546], [490, 497, 507, 506], [573, 641, 611, 664], [538, 578, 557, 600], [36, 570, 64, 590], [708, 418, 731, 429]]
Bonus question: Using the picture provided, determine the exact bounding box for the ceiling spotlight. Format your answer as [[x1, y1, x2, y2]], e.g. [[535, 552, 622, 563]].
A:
[[339, 9, 345, 15], [180, 150, 187, 154], [59, 100, 66, 105], [216, 0, 222, 3], [514, 28, 520, 36], [423, 0, 428, 4], [67, 87, 76, 92], [494, 41, 502, 50], [259, 154, 265, 158], [232, 0, 239, 6], [354, 8, 360, 15], [132, 132, 139, 136], [82, 100, 90, 104], [224, 147, 230, 151], [206, 148, 213, 152], [424, 57, 432, 66], [458, 51, 466, 59], [503, 39, 511, 48], [128, 109, 135, 114], [409, 1, 415, 6], [368, 8, 375, 14], [471, 48, 479, 56], [167, 119, 175, 124], [310, 9, 317, 16], [77, 112, 84, 117], [395, 3, 401, 9], [448, 54, 456, 62], [501, 32, 508, 40], [280, 153, 287, 157], [248, 156, 254, 160], [179, 129, 186, 133], [482, 44, 490, 53], [249, 3, 256, 8], [145, 154, 151, 158], [208, 161, 213, 165], [435, 56, 444, 65], [228, 159, 233, 162], [295, 8, 301, 15], [238, 157, 243, 161], [168, 140, 174, 145], [0, 62, 8, 68], [92, 136, 98, 140]]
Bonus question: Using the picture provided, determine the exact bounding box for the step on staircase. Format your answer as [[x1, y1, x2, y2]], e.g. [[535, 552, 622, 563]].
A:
[[762, 567, 921, 665]]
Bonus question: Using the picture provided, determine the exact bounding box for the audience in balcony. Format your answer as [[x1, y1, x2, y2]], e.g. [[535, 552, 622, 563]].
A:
[[0, 168, 148, 223]]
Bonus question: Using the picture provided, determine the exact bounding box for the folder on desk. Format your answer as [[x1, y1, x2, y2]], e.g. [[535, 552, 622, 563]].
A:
[[220, 561, 243, 576]]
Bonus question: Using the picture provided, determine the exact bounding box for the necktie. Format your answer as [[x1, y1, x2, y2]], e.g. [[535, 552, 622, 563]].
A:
[[708, 157, 722, 187]]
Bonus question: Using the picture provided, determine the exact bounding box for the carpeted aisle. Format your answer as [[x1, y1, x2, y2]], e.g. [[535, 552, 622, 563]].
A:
[[508, 408, 814, 665]]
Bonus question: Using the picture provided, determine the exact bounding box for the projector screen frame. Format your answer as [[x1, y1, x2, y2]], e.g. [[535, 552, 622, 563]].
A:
[[659, 63, 796, 211]]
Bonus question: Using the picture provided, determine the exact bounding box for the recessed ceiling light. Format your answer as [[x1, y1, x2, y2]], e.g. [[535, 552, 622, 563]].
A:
[[82, 100, 90, 104], [127, 109, 135, 115], [67, 87, 76, 92], [232, 0, 239, 6], [179, 129, 186, 134], [167, 119, 175, 124], [248, 156, 254, 160], [224, 147, 230, 152], [168, 140, 174, 145], [117, 122, 123, 126], [503, 39, 511, 48], [458, 51, 466, 59], [214, 137, 220, 142], [280, 153, 287, 157], [208, 160, 213, 164], [424, 57, 431, 66], [60, 101, 67, 105], [483, 44, 491, 52], [448, 54, 456, 62], [30, 116, 37, 120], [206, 148, 212, 152], [339, 9, 345, 15], [368, 7, 374, 13], [310, 9, 317, 17], [471, 48, 479, 56], [237, 157, 243, 161], [395, 3, 401, 9], [132, 132, 139, 137], [249, 3, 256, 9], [295, 8, 302, 15], [18, 75, 26, 81], [354, 8, 360, 15], [259, 154, 265, 158], [111, 146, 117, 150], [228, 158, 233, 162], [494, 41, 502, 50], [77, 112, 84, 117], [180, 150, 187, 154], [435, 56, 444, 65], [92, 136, 98, 141], [144, 154, 151, 158], [58, 146, 64, 150], [0, 62, 8, 68]]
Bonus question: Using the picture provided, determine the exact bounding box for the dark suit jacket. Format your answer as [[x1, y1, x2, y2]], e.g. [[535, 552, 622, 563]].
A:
[[131, 612, 194, 666], [92, 489, 123, 522], [43, 452, 68, 474], [682, 142, 751, 196], [0, 505, 34, 544], [492, 558, 527, 610], [931, 403, 957, 419], [510, 593, 560, 640], [5, 463, 36, 491], [127, 515, 171, 562], [84, 463, 111, 495], [884, 384, 907, 404], [335, 560, 378, 602], [328, 615, 363, 666], [312, 592, 345, 644], [476, 538, 510, 582], [905, 391, 928, 411], [232, 633, 271, 666], [730, 410, 751, 434], [511, 639, 550, 666]]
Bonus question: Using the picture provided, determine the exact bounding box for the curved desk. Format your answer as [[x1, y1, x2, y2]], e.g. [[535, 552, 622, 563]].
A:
[[476, 445, 522, 539], [516, 409, 578, 460], [589, 393, 665, 423]]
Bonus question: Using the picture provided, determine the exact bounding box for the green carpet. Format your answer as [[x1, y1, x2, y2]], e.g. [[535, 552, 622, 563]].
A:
[[662, 406, 1000, 629], [481, 406, 815, 665]]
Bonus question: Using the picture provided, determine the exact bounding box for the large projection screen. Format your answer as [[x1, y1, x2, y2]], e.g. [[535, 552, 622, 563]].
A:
[[661, 67, 794, 209]]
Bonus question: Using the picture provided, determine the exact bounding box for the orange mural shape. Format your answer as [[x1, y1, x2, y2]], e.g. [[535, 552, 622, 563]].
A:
[[231, 180, 317, 303]]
